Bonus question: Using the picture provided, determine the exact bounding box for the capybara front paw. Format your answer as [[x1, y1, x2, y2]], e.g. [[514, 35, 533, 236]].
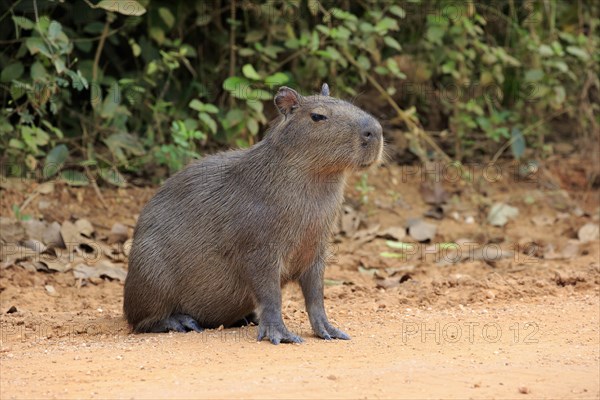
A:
[[257, 323, 303, 345], [312, 318, 350, 340]]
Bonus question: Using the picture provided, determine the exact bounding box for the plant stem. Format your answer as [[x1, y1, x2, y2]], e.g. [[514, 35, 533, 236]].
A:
[[92, 16, 111, 86]]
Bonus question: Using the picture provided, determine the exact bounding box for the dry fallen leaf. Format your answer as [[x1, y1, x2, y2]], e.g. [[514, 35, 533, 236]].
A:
[[0, 217, 26, 243], [73, 260, 127, 282], [376, 226, 406, 241], [407, 219, 437, 242], [531, 215, 555, 227], [487, 203, 519, 227], [75, 218, 95, 237], [578, 223, 599, 243], [36, 182, 55, 194], [352, 224, 381, 246], [21, 219, 47, 242], [21, 239, 47, 254], [108, 222, 129, 244], [43, 222, 64, 248], [0, 245, 36, 269], [376, 274, 411, 289]]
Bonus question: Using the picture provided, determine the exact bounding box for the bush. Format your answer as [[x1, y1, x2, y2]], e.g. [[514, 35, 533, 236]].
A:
[[1, 0, 597, 185]]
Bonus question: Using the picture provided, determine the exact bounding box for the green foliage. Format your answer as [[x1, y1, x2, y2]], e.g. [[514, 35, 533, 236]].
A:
[[0, 0, 597, 184], [356, 173, 375, 206]]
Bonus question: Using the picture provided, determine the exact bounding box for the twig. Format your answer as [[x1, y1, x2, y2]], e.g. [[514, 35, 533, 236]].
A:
[[228, 0, 236, 106], [0, 0, 23, 22], [92, 16, 111, 86], [19, 192, 39, 212], [85, 166, 109, 209]]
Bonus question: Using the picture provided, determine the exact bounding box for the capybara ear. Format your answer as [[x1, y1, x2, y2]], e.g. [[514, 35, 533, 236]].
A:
[[275, 86, 300, 115], [320, 83, 329, 96]]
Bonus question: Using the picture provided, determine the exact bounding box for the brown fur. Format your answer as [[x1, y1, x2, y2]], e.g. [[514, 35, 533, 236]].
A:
[[123, 84, 383, 344]]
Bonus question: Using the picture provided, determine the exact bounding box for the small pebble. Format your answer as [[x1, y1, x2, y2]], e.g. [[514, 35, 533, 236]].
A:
[[518, 386, 530, 394]]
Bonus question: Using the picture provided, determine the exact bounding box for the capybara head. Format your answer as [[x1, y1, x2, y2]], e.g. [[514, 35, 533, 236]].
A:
[[268, 84, 383, 174]]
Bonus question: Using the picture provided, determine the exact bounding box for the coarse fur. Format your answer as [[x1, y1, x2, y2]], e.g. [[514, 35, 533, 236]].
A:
[[123, 84, 383, 344]]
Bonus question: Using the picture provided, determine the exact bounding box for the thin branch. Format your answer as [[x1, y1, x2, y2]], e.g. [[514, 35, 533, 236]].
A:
[[92, 16, 111, 85]]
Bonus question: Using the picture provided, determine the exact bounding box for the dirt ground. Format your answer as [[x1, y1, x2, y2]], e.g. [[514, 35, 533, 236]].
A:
[[1, 159, 599, 399]]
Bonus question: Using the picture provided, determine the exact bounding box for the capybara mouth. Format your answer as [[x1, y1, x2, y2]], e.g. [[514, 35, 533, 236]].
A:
[[357, 142, 383, 169]]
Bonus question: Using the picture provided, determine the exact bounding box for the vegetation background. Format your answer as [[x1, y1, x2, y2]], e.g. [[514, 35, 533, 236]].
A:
[[1, 0, 598, 188]]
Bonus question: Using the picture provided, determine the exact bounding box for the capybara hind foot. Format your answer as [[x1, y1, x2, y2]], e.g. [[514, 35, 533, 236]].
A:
[[146, 314, 204, 333]]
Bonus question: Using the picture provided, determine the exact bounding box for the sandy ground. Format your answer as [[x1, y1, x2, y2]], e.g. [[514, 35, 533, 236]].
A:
[[0, 274, 598, 399], [1, 162, 599, 399]]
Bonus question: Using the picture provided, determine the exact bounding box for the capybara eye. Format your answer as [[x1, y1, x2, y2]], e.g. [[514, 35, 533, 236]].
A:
[[310, 113, 327, 122]]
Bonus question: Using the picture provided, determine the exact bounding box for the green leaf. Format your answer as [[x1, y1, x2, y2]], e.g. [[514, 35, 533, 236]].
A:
[[222, 109, 245, 129], [30, 61, 47, 80], [149, 27, 165, 44], [12, 16, 35, 30], [375, 17, 399, 33], [99, 167, 127, 187], [510, 127, 525, 160], [21, 126, 49, 153], [383, 36, 402, 51], [248, 89, 272, 101], [223, 76, 250, 93], [538, 44, 553, 57], [199, 112, 217, 134], [246, 118, 259, 135], [41, 121, 63, 138], [1, 62, 24, 82], [129, 39, 141, 57], [524, 69, 544, 82], [565, 46, 589, 61], [438, 243, 460, 250], [246, 99, 263, 114], [47, 21, 62, 41], [25, 37, 51, 57], [189, 99, 219, 114], [95, 0, 147, 16], [242, 64, 261, 80], [60, 170, 89, 186], [158, 7, 175, 28], [265, 72, 289, 87], [357, 55, 371, 70], [330, 8, 357, 22], [385, 241, 415, 251], [426, 25, 445, 45], [44, 144, 69, 178], [389, 5, 406, 18], [101, 82, 121, 119], [66, 69, 89, 90], [103, 133, 145, 163], [244, 30, 265, 43], [53, 58, 66, 74], [9, 138, 24, 149], [551, 60, 569, 73]]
